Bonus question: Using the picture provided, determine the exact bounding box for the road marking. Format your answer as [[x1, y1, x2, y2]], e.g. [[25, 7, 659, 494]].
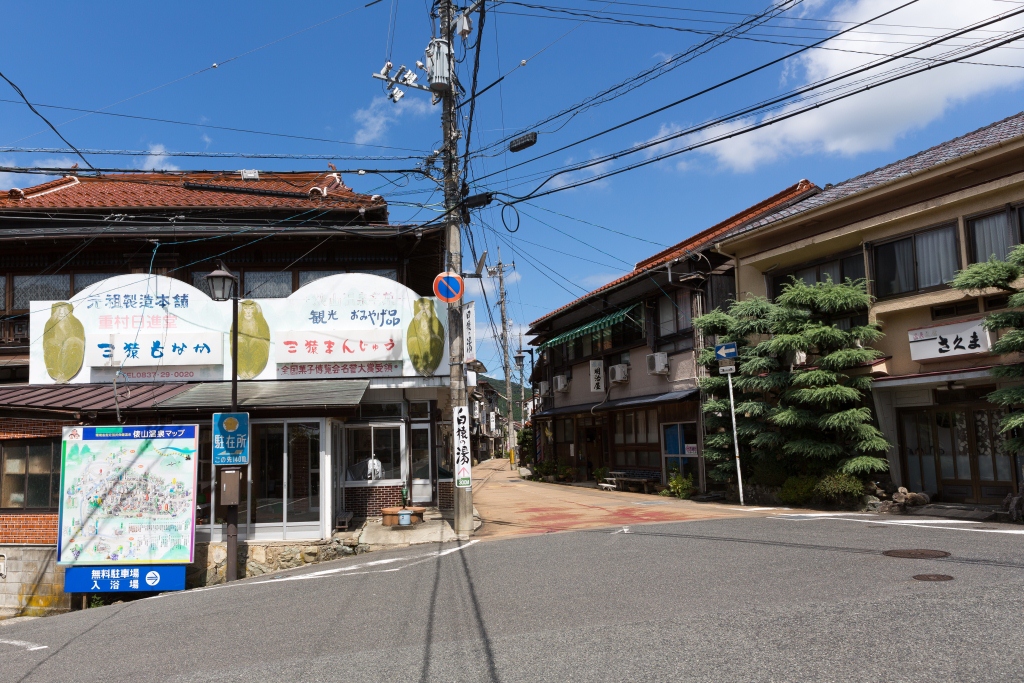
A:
[[727, 507, 793, 512], [611, 526, 631, 534], [0, 639, 48, 651], [774, 514, 1024, 535]]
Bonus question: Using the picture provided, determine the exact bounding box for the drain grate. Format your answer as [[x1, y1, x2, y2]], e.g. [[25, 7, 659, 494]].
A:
[[913, 574, 954, 581], [883, 549, 950, 559]]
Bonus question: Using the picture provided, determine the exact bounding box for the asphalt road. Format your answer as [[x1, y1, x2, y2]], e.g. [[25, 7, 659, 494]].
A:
[[3, 512, 1024, 682]]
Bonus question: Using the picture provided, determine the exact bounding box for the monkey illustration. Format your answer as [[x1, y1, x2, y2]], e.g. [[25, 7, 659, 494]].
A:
[[233, 300, 271, 379], [42, 301, 85, 383], [407, 297, 445, 376]]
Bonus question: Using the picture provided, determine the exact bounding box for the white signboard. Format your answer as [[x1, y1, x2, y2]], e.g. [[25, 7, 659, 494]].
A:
[[30, 273, 449, 383], [453, 405, 471, 488], [489, 411, 496, 433], [462, 301, 476, 364], [590, 360, 605, 392], [908, 318, 991, 362]]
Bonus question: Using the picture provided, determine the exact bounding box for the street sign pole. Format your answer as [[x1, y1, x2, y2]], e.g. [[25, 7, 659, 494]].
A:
[[726, 370, 745, 506]]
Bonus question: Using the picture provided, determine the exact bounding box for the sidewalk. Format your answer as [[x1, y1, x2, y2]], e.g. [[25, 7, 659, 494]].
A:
[[471, 459, 779, 539]]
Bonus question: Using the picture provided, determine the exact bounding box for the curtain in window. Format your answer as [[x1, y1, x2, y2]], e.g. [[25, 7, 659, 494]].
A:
[[916, 226, 957, 288], [971, 212, 1015, 263], [818, 260, 841, 284], [658, 296, 675, 336], [13, 274, 70, 309], [874, 239, 914, 296]]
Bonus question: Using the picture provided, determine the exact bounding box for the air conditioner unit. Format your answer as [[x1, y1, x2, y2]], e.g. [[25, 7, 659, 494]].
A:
[[538, 381, 550, 396], [554, 375, 569, 393], [609, 364, 629, 384], [646, 352, 669, 375]]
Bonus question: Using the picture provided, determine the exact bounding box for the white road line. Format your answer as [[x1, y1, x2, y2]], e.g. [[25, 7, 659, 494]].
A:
[[727, 507, 793, 512], [0, 638, 48, 651], [774, 514, 1024, 535]]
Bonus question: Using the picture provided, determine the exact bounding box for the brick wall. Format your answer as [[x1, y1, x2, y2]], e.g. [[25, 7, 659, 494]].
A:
[[0, 513, 58, 544], [438, 482, 454, 510], [0, 419, 71, 440], [343, 486, 403, 517]]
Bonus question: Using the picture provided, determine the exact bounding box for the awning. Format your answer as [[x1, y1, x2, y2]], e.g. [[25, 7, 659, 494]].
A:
[[156, 379, 368, 409], [0, 383, 192, 415], [533, 388, 698, 418], [537, 304, 639, 350]]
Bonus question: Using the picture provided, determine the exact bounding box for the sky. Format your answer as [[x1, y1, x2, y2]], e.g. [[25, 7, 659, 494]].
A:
[[2, 0, 1024, 379]]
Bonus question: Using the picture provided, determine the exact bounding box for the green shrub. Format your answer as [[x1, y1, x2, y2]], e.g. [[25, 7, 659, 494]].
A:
[[814, 472, 864, 504], [593, 466, 609, 483], [534, 460, 557, 478], [668, 472, 695, 499], [749, 456, 788, 487], [779, 475, 818, 505], [557, 465, 574, 482]]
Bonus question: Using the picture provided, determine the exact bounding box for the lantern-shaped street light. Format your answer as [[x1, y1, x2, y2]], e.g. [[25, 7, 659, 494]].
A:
[[205, 260, 240, 582]]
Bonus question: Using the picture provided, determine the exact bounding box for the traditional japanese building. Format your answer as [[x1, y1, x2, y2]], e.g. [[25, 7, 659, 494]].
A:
[[0, 170, 453, 616], [527, 180, 819, 489]]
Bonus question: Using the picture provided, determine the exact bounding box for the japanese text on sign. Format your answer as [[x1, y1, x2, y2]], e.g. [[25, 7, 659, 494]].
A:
[[454, 406, 471, 488], [908, 319, 991, 362]]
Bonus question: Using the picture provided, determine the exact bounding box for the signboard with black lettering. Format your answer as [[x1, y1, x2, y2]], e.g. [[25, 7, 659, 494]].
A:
[[454, 406, 472, 488], [908, 319, 991, 362], [590, 360, 605, 393]]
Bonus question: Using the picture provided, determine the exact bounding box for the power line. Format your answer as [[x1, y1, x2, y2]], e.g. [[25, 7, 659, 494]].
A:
[[0, 70, 93, 169], [0, 147, 428, 162]]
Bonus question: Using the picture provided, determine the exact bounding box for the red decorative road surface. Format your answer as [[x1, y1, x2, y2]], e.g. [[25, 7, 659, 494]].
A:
[[471, 459, 779, 539]]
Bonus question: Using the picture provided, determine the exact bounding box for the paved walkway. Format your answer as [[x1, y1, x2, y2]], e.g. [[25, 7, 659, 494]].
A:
[[471, 458, 780, 539]]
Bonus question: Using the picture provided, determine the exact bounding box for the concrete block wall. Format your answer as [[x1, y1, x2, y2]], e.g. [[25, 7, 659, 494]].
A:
[[0, 545, 70, 619]]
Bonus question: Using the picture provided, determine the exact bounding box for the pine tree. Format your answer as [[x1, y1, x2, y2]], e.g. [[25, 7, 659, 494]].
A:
[[694, 278, 889, 486], [950, 249, 1024, 453]]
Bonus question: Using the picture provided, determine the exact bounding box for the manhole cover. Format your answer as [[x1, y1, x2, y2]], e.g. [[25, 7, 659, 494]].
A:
[[913, 574, 954, 581], [883, 549, 950, 559]]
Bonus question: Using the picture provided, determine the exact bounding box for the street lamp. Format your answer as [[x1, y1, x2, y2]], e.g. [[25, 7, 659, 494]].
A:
[[205, 260, 240, 582]]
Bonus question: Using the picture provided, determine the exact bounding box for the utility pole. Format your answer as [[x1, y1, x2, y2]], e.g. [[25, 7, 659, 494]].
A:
[[517, 331, 526, 465], [438, 0, 474, 537], [490, 248, 515, 470]]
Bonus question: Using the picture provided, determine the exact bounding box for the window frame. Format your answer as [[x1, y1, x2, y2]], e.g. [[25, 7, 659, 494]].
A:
[[966, 204, 1021, 265], [769, 249, 865, 300], [611, 408, 661, 469], [0, 438, 61, 511], [871, 222, 961, 301]]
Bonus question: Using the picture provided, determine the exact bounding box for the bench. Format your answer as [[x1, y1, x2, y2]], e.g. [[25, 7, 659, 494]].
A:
[[598, 480, 617, 491], [335, 510, 355, 531]]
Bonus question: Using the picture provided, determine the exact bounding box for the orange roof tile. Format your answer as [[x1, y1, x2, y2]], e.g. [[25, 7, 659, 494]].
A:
[[529, 179, 819, 330], [0, 171, 386, 214]]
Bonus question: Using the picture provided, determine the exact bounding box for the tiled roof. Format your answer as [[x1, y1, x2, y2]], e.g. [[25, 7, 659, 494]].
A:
[[0, 171, 387, 213], [528, 179, 819, 330], [733, 110, 1024, 238]]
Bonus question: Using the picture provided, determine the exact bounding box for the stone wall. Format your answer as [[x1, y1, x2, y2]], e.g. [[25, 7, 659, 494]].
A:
[[187, 536, 368, 586], [0, 545, 70, 619]]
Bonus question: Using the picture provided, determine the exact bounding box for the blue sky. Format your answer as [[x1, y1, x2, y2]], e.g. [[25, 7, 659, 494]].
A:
[[2, 1, 1024, 377]]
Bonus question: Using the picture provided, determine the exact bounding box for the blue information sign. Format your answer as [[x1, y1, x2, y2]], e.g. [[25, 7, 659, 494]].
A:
[[212, 412, 249, 466], [714, 342, 738, 359], [64, 565, 186, 593]]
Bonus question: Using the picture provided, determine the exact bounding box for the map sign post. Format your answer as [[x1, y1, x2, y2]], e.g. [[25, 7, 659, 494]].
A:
[[58, 425, 198, 593]]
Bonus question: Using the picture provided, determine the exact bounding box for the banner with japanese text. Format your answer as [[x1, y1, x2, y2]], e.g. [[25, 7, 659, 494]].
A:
[[57, 425, 200, 565], [30, 273, 448, 383]]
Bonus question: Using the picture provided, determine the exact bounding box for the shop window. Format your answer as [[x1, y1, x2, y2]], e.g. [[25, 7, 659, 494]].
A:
[[352, 268, 398, 281], [287, 423, 320, 523], [13, 274, 70, 309], [243, 271, 292, 298], [409, 401, 431, 420], [931, 300, 980, 320], [0, 275, 5, 311], [970, 210, 1018, 263], [0, 439, 60, 509], [299, 270, 345, 287], [192, 271, 214, 297], [613, 409, 659, 467], [874, 225, 958, 298], [73, 273, 121, 295], [346, 426, 401, 481]]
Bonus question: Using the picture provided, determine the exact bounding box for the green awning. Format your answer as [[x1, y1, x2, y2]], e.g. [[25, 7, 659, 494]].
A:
[[537, 304, 640, 350]]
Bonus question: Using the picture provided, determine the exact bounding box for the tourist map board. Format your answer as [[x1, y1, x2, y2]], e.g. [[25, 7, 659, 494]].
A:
[[57, 425, 199, 565]]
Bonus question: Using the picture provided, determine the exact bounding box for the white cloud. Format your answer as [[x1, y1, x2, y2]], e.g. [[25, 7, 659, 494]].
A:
[[0, 157, 22, 190], [684, 0, 1024, 171], [200, 134, 212, 147], [579, 271, 630, 288], [548, 152, 614, 190], [465, 269, 522, 298], [352, 95, 430, 145], [138, 144, 179, 171]]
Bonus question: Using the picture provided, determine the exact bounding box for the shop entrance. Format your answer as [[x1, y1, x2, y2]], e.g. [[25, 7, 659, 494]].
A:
[[899, 404, 1017, 504], [576, 416, 606, 480]]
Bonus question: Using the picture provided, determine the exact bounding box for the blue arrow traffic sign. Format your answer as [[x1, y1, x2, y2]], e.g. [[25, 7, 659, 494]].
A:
[[715, 342, 738, 359]]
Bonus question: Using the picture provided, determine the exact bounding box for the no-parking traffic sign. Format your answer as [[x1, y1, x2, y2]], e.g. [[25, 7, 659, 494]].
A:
[[433, 271, 464, 303]]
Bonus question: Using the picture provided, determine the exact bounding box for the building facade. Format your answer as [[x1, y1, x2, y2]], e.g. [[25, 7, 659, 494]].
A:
[[0, 171, 453, 616], [720, 112, 1024, 506], [527, 181, 818, 488]]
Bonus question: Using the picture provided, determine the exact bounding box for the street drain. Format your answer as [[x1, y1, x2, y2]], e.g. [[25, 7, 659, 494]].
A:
[[913, 574, 954, 581], [882, 549, 950, 559]]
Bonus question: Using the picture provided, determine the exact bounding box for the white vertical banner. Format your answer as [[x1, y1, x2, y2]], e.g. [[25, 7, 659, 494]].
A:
[[463, 301, 477, 364], [489, 411, 496, 433], [454, 406, 472, 488], [590, 360, 605, 392]]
